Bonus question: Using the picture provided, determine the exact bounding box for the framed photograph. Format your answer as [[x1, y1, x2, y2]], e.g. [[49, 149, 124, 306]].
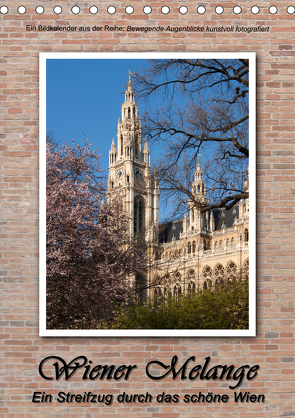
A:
[[39, 52, 256, 337]]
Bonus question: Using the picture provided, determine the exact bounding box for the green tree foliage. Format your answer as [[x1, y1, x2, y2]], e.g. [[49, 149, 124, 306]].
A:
[[109, 279, 249, 330]]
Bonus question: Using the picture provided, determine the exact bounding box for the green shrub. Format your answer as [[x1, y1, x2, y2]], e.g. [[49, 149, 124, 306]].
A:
[[109, 279, 249, 330]]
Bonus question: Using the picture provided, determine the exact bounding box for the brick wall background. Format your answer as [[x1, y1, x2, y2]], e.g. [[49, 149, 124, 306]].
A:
[[0, 1, 295, 416]]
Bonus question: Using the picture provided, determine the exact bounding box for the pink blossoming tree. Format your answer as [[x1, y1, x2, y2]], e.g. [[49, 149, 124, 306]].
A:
[[46, 139, 144, 329]]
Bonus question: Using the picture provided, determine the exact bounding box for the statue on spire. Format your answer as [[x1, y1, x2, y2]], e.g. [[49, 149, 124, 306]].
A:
[[128, 67, 132, 82]]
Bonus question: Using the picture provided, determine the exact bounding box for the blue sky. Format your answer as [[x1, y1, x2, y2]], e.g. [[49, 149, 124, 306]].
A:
[[46, 58, 156, 173], [46, 58, 171, 220]]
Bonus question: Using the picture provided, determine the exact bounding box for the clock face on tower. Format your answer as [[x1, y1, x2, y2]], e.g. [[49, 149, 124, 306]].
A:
[[116, 169, 123, 179], [134, 168, 143, 179]]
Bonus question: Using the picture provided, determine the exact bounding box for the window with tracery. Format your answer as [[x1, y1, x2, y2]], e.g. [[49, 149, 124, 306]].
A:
[[174, 272, 181, 283], [163, 274, 171, 286], [188, 269, 196, 280], [203, 265, 213, 281], [214, 263, 225, 280], [227, 261, 237, 281]]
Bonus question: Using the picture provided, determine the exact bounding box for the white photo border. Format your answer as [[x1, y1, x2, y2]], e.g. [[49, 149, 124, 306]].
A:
[[39, 52, 256, 337]]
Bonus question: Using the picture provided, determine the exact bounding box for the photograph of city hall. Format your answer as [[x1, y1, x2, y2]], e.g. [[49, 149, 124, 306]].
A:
[[43, 55, 254, 333]]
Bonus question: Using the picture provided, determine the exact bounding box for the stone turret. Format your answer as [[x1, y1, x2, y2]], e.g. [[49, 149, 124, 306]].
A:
[[188, 161, 210, 231], [117, 73, 142, 161]]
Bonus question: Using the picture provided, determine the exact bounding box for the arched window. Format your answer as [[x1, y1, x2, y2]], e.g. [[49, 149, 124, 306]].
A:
[[226, 261, 237, 282], [189, 270, 196, 280], [174, 285, 181, 300], [128, 107, 130, 119], [245, 228, 249, 242], [188, 282, 195, 295], [203, 281, 208, 291], [192, 241, 196, 253], [134, 197, 145, 237], [203, 265, 213, 283], [214, 263, 225, 282], [188, 242, 191, 254], [121, 135, 123, 156]]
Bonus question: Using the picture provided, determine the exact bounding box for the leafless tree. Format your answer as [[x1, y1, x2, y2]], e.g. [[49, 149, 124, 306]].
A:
[[132, 59, 250, 217]]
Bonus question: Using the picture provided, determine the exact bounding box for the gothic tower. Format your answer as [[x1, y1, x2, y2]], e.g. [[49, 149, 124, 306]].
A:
[[107, 72, 159, 243], [187, 161, 210, 231]]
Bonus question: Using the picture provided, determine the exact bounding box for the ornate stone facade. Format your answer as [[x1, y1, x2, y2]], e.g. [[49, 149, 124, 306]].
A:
[[107, 76, 249, 299]]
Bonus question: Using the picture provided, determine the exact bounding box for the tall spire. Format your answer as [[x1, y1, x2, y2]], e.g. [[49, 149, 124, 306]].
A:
[[192, 161, 208, 205], [116, 72, 142, 160], [128, 68, 132, 83]]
